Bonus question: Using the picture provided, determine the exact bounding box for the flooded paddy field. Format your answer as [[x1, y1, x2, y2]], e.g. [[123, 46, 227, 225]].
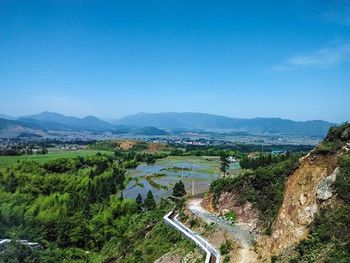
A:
[[123, 156, 241, 201]]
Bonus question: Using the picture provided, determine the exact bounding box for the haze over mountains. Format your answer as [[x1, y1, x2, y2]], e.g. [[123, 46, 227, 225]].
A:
[[115, 112, 334, 136], [0, 111, 335, 138]]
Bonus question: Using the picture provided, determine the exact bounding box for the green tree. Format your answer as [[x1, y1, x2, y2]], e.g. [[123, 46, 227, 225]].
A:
[[136, 193, 143, 212], [220, 152, 230, 176], [144, 190, 156, 211], [112, 166, 126, 190], [173, 181, 186, 197], [145, 154, 156, 165], [41, 147, 48, 154], [6, 172, 18, 193]]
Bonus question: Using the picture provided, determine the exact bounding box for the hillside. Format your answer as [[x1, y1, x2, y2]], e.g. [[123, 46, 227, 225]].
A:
[[116, 112, 334, 136], [0, 118, 46, 138], [263, 123, 350, 262], [203, 123, 350, 262]]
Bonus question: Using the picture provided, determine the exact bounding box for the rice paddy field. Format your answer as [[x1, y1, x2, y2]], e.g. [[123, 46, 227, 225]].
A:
[[123, 155, 241, 201]]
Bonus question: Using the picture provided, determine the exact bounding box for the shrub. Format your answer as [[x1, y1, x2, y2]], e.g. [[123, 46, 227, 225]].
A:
[[334, 154, 350, 201], [220, 239, 231, 255], [314, 142, 338, 155], [223, 255, 231, 263], [224, 211, 236, 223]]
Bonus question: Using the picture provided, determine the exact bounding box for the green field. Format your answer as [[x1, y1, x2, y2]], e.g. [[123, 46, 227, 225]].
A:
[[0, 149, 113, 168]]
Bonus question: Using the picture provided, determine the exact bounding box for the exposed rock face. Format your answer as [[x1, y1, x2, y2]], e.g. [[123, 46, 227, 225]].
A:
[[296, 204, 317, 226], [341, 127, 350, 141], [259, 152, 340, 258], [316, 167, 339, 201], [343, 142, 350, 152]]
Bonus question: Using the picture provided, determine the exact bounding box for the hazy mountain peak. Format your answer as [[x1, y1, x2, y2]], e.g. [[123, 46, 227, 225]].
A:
[[116, 112, 334, 136]]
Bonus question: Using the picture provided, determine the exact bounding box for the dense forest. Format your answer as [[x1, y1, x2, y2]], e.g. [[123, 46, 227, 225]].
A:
[[0, 151, 194, 262]]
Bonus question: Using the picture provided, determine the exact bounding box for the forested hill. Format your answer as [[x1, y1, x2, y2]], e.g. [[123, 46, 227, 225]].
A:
[[116, 112, 334, 136]]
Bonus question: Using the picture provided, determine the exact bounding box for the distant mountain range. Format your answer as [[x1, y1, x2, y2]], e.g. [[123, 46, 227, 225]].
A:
[[0, 112, 168, 138], [0, 111, 336, 138], [115, 112, 334, 136], [19, 111, 115, 131]]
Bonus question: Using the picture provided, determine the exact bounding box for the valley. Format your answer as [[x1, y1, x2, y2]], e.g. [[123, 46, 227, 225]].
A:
[[0, 123, 349, 263], [2, 1, 349, 262]]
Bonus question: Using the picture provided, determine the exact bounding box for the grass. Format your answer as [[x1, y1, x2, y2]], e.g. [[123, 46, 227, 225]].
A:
[[223, 211, 236, 223], [0, 149, 113, 168]]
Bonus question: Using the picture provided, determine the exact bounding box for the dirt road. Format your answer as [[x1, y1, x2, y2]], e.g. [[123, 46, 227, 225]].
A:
[[188, 199, 258, 263]]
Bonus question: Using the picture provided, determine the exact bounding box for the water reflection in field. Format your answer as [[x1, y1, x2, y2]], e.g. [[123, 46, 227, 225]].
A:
[[123, 156, 240, 201]]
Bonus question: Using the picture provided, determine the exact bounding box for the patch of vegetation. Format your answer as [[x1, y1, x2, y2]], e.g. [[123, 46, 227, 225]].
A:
[[223, 255, 231, 263], [0, 149, 113, 168], [239, 152, 293, 170], [220, 239, 232, 255], [210, 154, 300, 230], [145, 177, 168, 190], [129, 141, 149, 152], [115, 150, 167, 166], [89, 140, 119, 151], [188, 217, 200, 228], [334, 153, 350, 202], [223, 211, 236, 223], [314, 122, 350, 155], [146, 173, 166, 178], [314, 141, 339, 155]]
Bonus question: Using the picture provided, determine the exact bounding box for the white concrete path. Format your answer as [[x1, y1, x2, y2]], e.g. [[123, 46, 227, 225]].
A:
[[163, 211, 220, 263]]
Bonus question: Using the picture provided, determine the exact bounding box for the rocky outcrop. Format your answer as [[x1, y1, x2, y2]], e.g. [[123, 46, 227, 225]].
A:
[[316, 167, 339, 201], [256, 151, 341, 260], [341, 127, 350, 141]]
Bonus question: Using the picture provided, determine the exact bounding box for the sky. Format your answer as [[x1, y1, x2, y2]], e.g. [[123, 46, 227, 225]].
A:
[[0, 0, 349, 122]]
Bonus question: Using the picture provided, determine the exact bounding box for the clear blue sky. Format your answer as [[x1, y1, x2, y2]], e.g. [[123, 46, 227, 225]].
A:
[[0, 0, 349, 122]]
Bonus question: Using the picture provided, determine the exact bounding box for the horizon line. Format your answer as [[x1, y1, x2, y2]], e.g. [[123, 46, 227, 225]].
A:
[[0, 110, 341, 124]]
